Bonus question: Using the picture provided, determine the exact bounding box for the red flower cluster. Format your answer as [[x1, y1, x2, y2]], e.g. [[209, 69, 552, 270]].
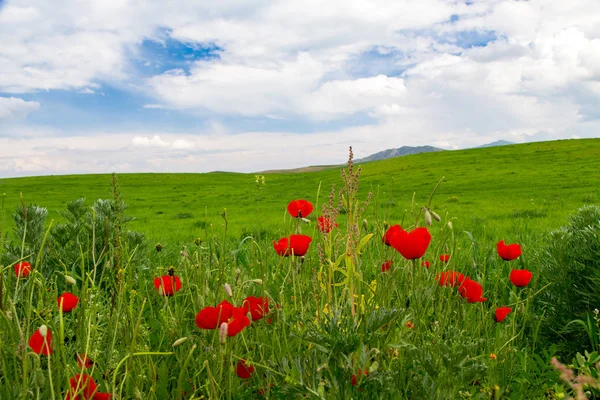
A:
[[58, 292, 79, 312], [436, 271, 465, 287], [14, 261, 31, 278], [66, 374, 111, 400], [439, 254, 450, 263], [384, 225, 431, 260], [351, 369, 369, 386], [458, 278, 487, 303], [497, 240, 522, 261], [273, 234, 312, 256], [153, 275, 182, 296], [287, 200, 313, 218], [381, 260, 393, 273], [195, 300, 251, 337], [422, 260, 431, 268], [317, 216, 337, 233]]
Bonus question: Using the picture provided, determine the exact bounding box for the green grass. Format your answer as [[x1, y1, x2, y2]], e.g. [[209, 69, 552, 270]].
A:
[[0, 138, 599, 399], [1, 138, 599, 246]]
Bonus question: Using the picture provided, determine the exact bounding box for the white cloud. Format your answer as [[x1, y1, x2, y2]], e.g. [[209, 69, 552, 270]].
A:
[[142, 104, 165, 109], [0, 97, 40, 122], [132, 135, 195, 150]]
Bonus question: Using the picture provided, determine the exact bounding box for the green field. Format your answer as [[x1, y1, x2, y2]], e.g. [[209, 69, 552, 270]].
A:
[[1, 138, 600, 399], [1, 138, 599, 247]]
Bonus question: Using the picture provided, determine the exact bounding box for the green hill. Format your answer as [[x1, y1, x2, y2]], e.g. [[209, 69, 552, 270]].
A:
[[1, 138, 599, 245]]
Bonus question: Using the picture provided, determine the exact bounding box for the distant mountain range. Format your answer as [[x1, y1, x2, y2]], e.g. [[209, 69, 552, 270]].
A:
[[355, 145, 444, 163], [475, 140, 515, 148]]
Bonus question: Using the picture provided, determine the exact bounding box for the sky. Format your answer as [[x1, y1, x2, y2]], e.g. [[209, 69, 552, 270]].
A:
[[1, 0, 599, 178]]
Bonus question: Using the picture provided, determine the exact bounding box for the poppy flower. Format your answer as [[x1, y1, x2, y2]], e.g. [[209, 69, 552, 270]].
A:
[[77, 354, 94, 369], [351, 369, 369, 386], [382, 225, 402, 246], [458, 278, 487, 303], [497, 240, 522, 261], [153, 275, 182, 296], [92, 394, 111, 400], [236, 359, 255, 379], [273, 235, 312, 257], [29, 325, 52, 356], [14, 261, 31, 278], [243, 296, 269, 321], [494, 307, 512, 323], [422, 260, 431, 268], [57, 292, 79, 312], [317, 216, 337, 233], [381, 260, 393, 272], [67, 374, 97, 400], [225, 307, 251, 336], [436, 271, 465, 287], [287, 200, 313, 218], [439, 254, 450, 263], [196, 300, 234, 330], [509, 269, 533, 287], [389, 227, 431, 260]]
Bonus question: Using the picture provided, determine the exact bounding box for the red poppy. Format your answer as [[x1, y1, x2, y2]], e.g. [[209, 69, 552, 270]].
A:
[[389, 227, 431, 260], [195, 300, 250, 336], [92, 394, 111, 400], [351, 369, 369, 386], [29, 325, 52, 356], [382, 225, 402, 246], [57, 292, 79, 312], [439, 254, 450, 263], [317, 216, 338, 233], [287, 199, 313, 218], [494, 307, 512, 323], [381, 260, 393, 272], [497, 240, 522, 261], [273, 235, 312, 257], [243, 296, 269, 321], [77, 354, 94, 369], [66, 374, 97, 400], [509, 269, 533, 287], [436, 271, 465, 287], [153, 275, 182, 296], [14, 261, 31, 278], [422, 260, 431, 268], [458, 278, 487, 303], [236, 359, 255, 379], [195, 300, 234, 329]]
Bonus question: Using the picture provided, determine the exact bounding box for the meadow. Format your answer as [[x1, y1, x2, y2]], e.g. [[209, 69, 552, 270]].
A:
[[1, 138, 600, 399]]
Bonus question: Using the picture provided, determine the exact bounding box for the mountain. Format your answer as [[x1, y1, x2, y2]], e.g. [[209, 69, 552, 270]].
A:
[[355, 145, 444, 163], [476, 140, 515, 148]]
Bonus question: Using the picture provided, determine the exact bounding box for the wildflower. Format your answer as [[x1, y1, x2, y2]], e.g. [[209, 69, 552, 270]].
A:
[[66, 374, 96, 400], [381, 260, 393, 273], [489, 353, 497, 360], [497, 240, 522, 261], [458, 278, 487, 303], [436, 271, 465, 287], [509, 269, 533, 287], [405, 321, 414, 329], [77, 354, 94, 369], [57, 292, 79, 312], [153, 269, 182, 296], [422, 260, 431, 268], [389, 227, 432, 260], [14, 261, 31, 278], [287, 199, 314, 218], [273, 234, 312, 257], [317, 216, 338, 233], [236, 359, 255, 379], [351, 369, 369, 386], [243, 296, 269, 321], [29, 325, 52, 356], [439, 254, 450, 263], [494, 307, 513, 323], [195, 301, 250, 337], [382, 224, 402, 246], [92, 394, 111, 400]]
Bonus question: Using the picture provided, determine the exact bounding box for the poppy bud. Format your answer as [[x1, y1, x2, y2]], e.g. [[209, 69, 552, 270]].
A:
[[301, 218, 310, 224], [362, 219, 368, 231], [219, 323, 228, 345], [235, 269, 241, 283], [430, 210, 441, 222], [39, 325, 48, 338], [65, 275, 77, 285], [447, 221, 453, 230], [424, 209, 432, 226], [224, 283, 233, 298], [172, 337, 189, 347], [250, 279, 263, 285], [194, 237, 202, 246]]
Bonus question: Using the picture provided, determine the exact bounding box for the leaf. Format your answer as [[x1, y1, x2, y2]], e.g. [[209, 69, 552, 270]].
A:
[[357, 233, 374, 255]]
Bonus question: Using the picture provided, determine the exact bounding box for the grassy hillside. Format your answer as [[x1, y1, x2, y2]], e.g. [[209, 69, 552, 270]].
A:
[[1, 138, 599, 247]]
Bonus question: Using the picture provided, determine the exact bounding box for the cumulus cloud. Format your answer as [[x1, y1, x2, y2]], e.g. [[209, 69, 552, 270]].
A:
[[132, 135, 195, 150], [0, 97, 40, 122]]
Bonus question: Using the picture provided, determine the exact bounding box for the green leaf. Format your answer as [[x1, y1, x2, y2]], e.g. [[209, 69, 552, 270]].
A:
[[356, 233, 374, 255]]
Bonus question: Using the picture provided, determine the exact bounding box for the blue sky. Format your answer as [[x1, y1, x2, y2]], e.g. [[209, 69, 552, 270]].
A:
[[1, 0, 599, 177]]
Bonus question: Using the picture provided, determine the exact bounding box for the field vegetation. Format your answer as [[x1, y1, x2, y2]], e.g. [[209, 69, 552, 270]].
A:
[[1, 138, 600, 399]]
